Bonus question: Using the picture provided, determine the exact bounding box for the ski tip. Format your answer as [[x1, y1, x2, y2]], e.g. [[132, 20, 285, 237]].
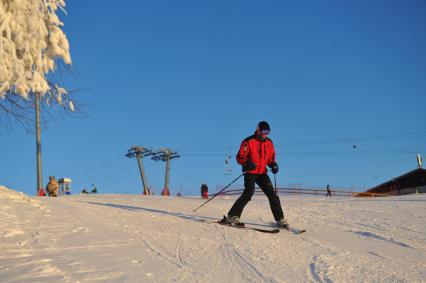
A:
[[279, 226, 306, 234], [252, 228, 280, 233]]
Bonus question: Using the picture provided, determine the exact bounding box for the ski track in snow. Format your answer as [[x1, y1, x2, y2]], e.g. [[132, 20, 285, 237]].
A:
[[218, 225, 276, 282], [309, 255, 333, 283], [142, 237, 184, 269]]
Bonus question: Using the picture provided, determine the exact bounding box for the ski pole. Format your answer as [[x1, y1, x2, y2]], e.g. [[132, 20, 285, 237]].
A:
[[192, 172, 245, 213], [274, 173, 278, 196]]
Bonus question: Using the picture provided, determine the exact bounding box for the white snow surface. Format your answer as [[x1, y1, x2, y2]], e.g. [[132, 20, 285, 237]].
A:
[[1, 185, 425, 282]]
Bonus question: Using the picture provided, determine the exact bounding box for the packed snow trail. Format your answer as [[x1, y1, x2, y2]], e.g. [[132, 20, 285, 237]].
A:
[[1, 186, 425, 282]]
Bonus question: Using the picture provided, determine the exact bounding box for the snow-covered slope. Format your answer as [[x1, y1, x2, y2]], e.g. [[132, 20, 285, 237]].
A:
[[1, 185, 425, 282]]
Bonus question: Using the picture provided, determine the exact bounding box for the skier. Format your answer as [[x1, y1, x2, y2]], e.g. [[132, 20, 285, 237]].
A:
[[326, 184, 332, 197], [223, 121, 288, 228], [200, 183, 209, 199], [91, 184, 97, 194]]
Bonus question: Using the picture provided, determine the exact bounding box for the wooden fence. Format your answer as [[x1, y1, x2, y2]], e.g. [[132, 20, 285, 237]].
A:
[[219, 187, 391, 198]]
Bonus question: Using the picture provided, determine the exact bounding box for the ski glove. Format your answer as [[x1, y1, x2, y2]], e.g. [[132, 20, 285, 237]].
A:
[[270, 162, 279, 174], [242, 160, 256, 172]]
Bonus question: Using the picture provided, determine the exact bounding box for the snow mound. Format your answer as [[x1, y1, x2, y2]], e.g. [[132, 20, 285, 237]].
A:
[[0, 185, 42, 208]]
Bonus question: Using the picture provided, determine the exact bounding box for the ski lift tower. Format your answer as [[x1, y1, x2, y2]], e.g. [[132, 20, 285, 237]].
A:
[[152, 148, 180, 196], [126, 146, 154, 195]]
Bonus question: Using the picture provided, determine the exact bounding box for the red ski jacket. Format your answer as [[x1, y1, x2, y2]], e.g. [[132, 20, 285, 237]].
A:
[[236, 133, 276, 174]]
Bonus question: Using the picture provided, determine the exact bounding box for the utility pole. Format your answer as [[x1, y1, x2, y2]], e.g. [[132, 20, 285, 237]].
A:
[[126, 146, 154, 195], [152, 148, 180, 196], [35, 93, 43, 195]]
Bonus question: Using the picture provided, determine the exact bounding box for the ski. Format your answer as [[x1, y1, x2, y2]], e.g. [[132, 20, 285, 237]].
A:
[[199, 217, 305, 234], [279, 226, 306, 234], [215, 216, 280, 233], [261, 220, 306, 234], [216, 220, 280, 234]]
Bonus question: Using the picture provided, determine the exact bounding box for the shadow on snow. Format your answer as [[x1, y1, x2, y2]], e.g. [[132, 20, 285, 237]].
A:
[[80, 201, 275, 229]]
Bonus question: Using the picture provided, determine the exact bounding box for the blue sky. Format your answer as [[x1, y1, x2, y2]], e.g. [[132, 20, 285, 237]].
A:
[[2, 0, 426, 196]]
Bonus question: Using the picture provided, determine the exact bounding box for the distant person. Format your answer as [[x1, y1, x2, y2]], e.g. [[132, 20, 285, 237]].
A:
[[176, 192, 182, 197], [326, 184, 332, 197], [200, 184, 209, 199], [46, 176, 59, 197], [91, 184, 97, 194], [222, 121, 288, 228]]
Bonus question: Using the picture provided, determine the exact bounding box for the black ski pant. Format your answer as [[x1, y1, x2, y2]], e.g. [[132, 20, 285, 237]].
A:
[[228, 173, 284, 221]]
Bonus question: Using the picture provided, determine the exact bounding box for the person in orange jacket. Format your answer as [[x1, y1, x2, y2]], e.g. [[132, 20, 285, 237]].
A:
[[46, 176, 59, 197], [224, 121, 288, 227]]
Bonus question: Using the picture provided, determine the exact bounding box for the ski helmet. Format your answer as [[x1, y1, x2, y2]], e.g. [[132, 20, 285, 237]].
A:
[[258, 121, 270, 132]]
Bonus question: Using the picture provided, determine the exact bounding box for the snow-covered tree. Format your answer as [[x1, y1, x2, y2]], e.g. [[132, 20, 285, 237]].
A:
[[0, 0, 75, 129]]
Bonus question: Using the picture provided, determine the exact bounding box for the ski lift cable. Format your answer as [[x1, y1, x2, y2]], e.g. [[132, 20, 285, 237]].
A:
[[98, 170, 140, 193], [179, 149, 426, 157], [276, 131, 426, 147], [79, 163, 156, 192], [177, 130, 426, 154], [73, 160, 135, 188], [72, 155, 128, 181], [281, 149, 426, 156]]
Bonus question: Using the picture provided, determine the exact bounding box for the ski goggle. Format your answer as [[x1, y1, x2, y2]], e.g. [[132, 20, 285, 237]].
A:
[[260, 129, 270, 135]]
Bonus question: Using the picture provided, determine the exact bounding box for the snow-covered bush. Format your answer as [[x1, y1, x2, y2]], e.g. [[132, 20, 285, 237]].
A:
[[0, 0, 72, 106]]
